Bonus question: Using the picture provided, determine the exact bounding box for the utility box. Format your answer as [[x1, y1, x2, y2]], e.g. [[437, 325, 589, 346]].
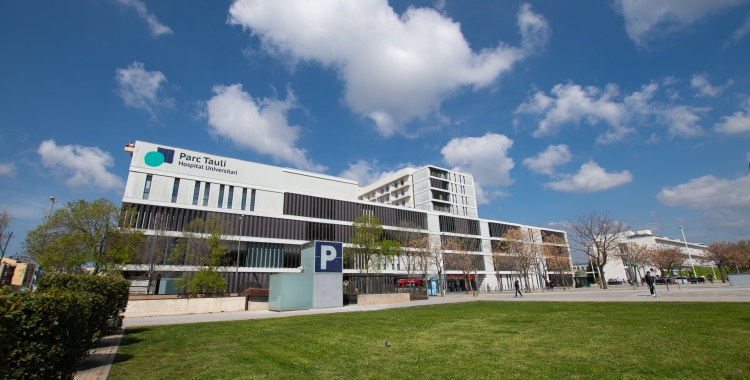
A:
[[268, 241, 344, 311], [268, 274, 313, 311]]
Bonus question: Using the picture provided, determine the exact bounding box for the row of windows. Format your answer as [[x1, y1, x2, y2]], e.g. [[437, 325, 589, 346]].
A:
[[141, 176, 255, 211], [441, 235, 482, 252], [124, 203, 354, 242], [444, 253, 486, 271], [361, 177, 408, 200], [541, 230, 566, 243], [488, 222, 521, 238], [439, 215, 480, 236], [283, 193, 427, 229]]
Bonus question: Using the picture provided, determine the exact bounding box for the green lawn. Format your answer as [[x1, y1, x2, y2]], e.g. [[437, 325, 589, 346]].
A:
[[109, 302, 750, 379]]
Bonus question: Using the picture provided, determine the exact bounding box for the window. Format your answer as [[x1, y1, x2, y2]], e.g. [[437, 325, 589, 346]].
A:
[[227, 186, 234, 209], [386, 185, 390, 191], [241, 188, 247, 210], [142, 175, 152, 200], [217, 185, 225, 208], [171, 178, 180, 203], [192, 181, 201, 205], [401, 179, 404, 186], [249, 189, 256, 211], [202, 183, 211, 206]]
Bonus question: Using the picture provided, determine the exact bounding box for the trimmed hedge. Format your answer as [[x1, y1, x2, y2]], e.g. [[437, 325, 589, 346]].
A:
[[0, 275, 130, 379], [37, 275, 130, 336]]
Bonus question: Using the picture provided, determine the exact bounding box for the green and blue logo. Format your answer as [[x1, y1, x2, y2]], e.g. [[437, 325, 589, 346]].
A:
[[144, 147, 175, 167]]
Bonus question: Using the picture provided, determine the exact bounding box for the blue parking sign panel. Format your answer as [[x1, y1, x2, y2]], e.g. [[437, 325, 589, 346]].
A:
[[314, 241, 343, 273]]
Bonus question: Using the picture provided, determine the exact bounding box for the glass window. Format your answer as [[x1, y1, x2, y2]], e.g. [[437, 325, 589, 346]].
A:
[[401, 180, 404, 186], [227, 186, 234, 209], [202, 183, 211, 206], [171, 178, 180, 203], [192, 181, 201, 205], [249, 189, 256, 211], [241, 188, 247, 210], [217, 185, 225, 208], [142, 175, 152, 200]]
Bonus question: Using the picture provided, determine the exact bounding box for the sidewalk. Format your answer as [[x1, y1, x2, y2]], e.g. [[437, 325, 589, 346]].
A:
[[123, 283, 750, 328]]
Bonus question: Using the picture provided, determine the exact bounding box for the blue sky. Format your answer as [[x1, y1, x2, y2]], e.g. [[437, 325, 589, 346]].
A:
[[1, 0, 749, 257]]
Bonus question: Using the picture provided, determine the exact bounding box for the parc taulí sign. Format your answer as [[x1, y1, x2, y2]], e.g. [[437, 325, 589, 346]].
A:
[[268, 241, 344, 311]]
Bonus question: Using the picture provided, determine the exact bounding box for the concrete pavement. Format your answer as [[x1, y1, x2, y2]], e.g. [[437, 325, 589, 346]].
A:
[[123, 283, 750, 328]]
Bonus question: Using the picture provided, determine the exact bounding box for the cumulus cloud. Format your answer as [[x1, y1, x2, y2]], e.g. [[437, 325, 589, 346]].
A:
[[441, 133, 515, 186], [544, 161, 633, 193], [690, 74, 733, 97], [338, 160, 399, 187], [657, 174, 750, 209], [0, 162, 16, 178], [115, 62, 170, 118], [205, 84, 325, 172], [228, 0, 550, 136], [114, 0, 173, 36], [523, 144, 572, 175], [516, 81, 706, 142], [714, 99, 750, 135], [37, 140, 124, 191], [616, 0, 745, 47], [658, 173, 750, 238]]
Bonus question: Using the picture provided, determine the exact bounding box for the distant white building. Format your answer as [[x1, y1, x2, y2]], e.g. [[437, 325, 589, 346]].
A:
[[358, 165, 478, 218], [600, 230, 710, 283]]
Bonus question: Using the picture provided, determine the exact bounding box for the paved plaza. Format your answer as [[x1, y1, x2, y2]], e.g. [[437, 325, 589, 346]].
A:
[[123, 283, 750, 328]]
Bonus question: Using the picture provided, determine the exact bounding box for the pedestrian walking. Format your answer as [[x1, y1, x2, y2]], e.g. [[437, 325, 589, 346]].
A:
[[644, 270, 657, 298], [514, 279, 523, 298]]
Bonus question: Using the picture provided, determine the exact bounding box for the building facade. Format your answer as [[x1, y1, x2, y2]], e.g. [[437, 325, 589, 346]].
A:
[[357, 166, 478, 218], [121, 141, 570, 294], [0, 257, 39, 290]]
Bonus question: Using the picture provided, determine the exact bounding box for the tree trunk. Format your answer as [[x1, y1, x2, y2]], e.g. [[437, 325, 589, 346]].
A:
[[597, 265, 607, 289]]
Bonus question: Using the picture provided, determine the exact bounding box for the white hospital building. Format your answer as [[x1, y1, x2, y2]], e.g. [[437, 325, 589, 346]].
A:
[[121, 141, 571, 294]]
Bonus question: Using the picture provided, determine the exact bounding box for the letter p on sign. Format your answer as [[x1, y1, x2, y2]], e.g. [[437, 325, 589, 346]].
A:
[[320, 245, 336, 270], [314, 241, 342, 273]]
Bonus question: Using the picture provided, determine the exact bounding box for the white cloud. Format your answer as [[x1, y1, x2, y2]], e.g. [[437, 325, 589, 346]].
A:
[[714, 99, 750, 135], [441, 133, 515, 186], [37, 140, 124, 191], [473, 183, 508, 205], [114, 0, 173, 36], [657, 174, 750, 209], [517, 81, 705, 142], [616, 0, 745, 47], [658, 173, 750, 239], [115, 62, 170, 118], [228, 1, 550, 136], [338, 160, 397, 187], [205, 84, 325, 172], [545, 161, 633, 193], [690, 74, 733, 97], [0, 162, 16, 178], [523, 144, 572, 175], [726, 13, 750, 47]]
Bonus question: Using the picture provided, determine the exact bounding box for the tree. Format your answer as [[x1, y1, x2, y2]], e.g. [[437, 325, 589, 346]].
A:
[[567, 211, 629, 289], [413, 235, 447, 297], [617, 242, 651, 288], [0, 206, 15, 260], [344, 215, 402, 293], [393, 222, 427, 284], [170, 216, 230, 294], [540, 234, 572, 289], [502, 228, 539, 292], [24, 199, 145, 274], [134, 214, 172, 294], [648, 245, 686, 291], [707, 242, 743, 283]]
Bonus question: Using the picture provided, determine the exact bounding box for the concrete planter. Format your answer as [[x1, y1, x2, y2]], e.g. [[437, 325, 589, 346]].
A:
[[124, 296, 246, 318]]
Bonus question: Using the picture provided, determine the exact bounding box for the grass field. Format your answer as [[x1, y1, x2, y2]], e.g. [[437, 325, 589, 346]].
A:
[[109, 302, 750, 379]]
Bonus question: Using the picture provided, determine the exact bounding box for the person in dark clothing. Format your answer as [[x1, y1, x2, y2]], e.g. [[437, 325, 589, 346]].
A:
[[644, 270, 657, 297], [514, 279, 523, 298]]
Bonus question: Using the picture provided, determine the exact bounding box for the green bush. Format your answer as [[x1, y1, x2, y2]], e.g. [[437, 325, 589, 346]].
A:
[[37, 274, 130, 335], [0, 275, 131, 379], [0, 289, 101, 379]]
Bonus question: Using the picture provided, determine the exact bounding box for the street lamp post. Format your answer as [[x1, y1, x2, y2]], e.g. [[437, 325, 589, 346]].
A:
[[235, 216, 243, 293], [49, 196, 57, 216], [679, 226, 697, 279]]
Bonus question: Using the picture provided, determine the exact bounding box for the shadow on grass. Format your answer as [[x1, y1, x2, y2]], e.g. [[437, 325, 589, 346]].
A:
[[113, 353, 135, 365]]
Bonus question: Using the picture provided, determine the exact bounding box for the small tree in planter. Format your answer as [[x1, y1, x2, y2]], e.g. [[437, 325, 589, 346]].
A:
[[170, 216, 229, 295]]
